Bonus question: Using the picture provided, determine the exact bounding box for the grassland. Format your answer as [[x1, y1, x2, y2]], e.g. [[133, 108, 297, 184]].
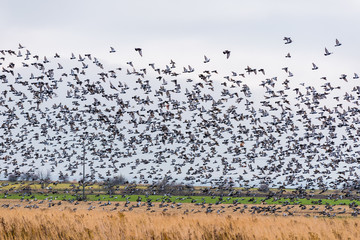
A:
[[0, 207, 359, 240], [1, 180, 360, 207], [1, 180, 359, 239], [2, 193, 360, 207]]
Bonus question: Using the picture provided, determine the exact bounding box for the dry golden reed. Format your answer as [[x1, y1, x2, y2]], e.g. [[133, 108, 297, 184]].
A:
[[0, 208, 359, 240]]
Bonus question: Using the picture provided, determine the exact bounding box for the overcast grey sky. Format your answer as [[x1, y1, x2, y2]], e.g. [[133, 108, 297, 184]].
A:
[[2, 0, 360, 185], [2, 0, 360, 81]]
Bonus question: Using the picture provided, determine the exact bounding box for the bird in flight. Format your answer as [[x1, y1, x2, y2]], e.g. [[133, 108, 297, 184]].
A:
[[0, 35, 359, 201], [223, 50, 231, 59], [335, 39, 342, 47], [135, 48, 142, 57], [204, 55, 210, 63], [324, 48, 332, 56], [283, 37, 292, 44], [312, 63, 318, 70]]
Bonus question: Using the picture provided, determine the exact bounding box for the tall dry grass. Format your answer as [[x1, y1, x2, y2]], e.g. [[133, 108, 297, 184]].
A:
[[0, 208, 359, 239]]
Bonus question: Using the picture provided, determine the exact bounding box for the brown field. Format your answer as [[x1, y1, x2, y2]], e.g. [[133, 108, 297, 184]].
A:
[[0, 200, 359, 239]]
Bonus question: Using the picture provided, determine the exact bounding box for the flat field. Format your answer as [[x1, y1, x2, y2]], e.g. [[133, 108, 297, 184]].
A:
[[1, 181, 360, 239], [0, 201, 359, 240], [1, 181, 360, 207]]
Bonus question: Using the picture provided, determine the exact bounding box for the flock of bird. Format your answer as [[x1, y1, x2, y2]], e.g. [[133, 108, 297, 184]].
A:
[[1, 37, 360, 193], [1, 194, 359, 217]]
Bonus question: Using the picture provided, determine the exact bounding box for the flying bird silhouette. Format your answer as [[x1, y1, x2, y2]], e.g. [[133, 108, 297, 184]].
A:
[[135, 48, 142, 57], [223, 50, 231, 59], [335, 39, 342, 47]]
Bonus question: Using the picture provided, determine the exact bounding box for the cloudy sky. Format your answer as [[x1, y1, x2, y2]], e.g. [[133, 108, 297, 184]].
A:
[[1, 1, 360, 184], [2, 0, 360, 84]]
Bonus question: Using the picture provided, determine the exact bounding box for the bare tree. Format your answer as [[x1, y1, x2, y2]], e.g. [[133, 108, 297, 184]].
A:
[[58, 171, 69, 182], [110, 174, 128, 185], [20, 172, 39, 181], [150, 176, 179, 194], [8, 174, 18, 182], [258, 183, 270, 193], [36, 170, 52, 189], [105, 174, 128, 196]]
